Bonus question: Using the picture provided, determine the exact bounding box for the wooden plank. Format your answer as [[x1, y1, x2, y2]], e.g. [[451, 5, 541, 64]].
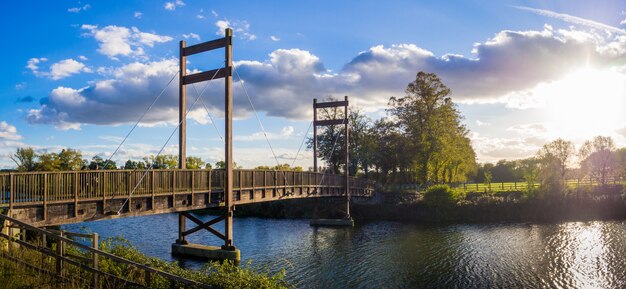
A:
[[182, 67, 230, 85], [315, 119, 347, 126], [43, 173, 47, 221], [183, 37, 227, 56], [314, 100, 348, 108]]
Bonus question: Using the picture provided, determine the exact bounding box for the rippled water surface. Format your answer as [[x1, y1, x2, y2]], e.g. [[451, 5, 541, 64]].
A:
[[64, 215, 626, 288]]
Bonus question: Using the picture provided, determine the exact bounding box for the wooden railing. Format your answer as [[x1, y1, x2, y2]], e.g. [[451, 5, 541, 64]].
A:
[[0, 169, 375, 207], [0, 213, 208, 288]]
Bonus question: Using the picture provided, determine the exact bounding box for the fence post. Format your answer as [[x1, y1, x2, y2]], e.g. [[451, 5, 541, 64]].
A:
[[56, 232, 63, 276], [9, 173, 13, 214], [73, 172, 79, 218], [92, 232, 99, 289], [43, 173, 48, 221]]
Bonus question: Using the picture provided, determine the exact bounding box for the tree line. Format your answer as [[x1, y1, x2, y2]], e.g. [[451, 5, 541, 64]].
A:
[[476, 136, 626, 186], [8, 147, 303, 172]]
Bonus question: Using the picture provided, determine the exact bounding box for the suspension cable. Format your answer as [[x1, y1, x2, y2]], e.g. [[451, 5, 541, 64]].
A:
[[290, 121, 312, 169], [116, 66, 223, 214], [232, 64, 291, 188], [103, 71, 179, 169], [315, 125, 342, 191], [191, 83, 225, 143]]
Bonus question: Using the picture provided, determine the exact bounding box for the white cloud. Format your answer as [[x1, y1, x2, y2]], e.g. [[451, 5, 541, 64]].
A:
[[475, 120, 490, 126], [164, 2, 175, 10], [78, 55, 88, 61], [49, 59, 91, 80], [270, 35, 280, 42], [618, 126, 626, 138], [215, 19, 256, 41], [234, 126, 295, 141], [15, 82, 26, 90], [196, 14, 205, 19], [183, 33, 200, 41], [26, 57, 48, 75], [68, 4, 90, 13], [27, 26, 626, 131], [211, 10, 218, 17], [81, 25, 172, 59], [514, 6, 626, 35], [0, 121, 22, 141], [164, 0, 184, 11], [134, 11, 143, 19], [27, 58, 90, 80], [621, 19, 626, 25]]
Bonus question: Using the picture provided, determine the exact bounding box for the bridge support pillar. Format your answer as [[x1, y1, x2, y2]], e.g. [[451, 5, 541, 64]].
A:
[[172, 243, 240, 262]]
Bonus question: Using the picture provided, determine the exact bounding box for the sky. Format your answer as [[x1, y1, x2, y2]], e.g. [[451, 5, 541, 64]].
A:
[[1, 0, 626, 169]]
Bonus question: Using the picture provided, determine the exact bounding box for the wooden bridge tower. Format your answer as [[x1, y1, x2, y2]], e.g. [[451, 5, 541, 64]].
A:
[[173, 28, 239, 261], [311, 96, 354, 226]]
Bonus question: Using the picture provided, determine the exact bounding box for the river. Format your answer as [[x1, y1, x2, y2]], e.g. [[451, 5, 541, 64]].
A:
[[63, 214, 626, 288]]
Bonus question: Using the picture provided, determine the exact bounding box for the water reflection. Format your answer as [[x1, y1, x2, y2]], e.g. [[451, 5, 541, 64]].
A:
[[64, 216, 626, 288]]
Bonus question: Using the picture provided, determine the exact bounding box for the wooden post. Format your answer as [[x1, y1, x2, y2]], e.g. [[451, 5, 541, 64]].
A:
[[151, 171, 155, 210], [224, 27, 234, 250], [74, 172, 79, 217], [56, 232, 63, 276], [103, 172, 107, 213], [43, 173, 48, 221], [127, 171, 132, 213], [208, 170, 212, 203], [179, 40, 187, 170], [313, 98, 318, 173], [190, 170, 195, 206], [92, 233, 99, 289], [344, 96, 350, 218]]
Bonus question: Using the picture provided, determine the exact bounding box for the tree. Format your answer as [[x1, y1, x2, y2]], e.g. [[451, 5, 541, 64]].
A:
[[124, 160, 139, 170], [88, 155, 117, 170], [537, 138, 574, 180], [57, 149, 86, 170], [214, 161, 240, 169], [143, 154, 178, 169], [185, 156, 205, 169], [616, 148, 626, 179], [387, 71, 476, 184], [579, 136, 618, 185], [10, 147, 38, 171]]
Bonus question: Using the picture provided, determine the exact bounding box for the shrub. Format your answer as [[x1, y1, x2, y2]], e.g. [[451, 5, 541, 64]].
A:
[[423, 184, 460, 208]]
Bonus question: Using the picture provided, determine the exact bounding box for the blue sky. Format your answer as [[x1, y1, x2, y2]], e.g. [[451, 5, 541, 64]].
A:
[[1, 0, 626, 169]]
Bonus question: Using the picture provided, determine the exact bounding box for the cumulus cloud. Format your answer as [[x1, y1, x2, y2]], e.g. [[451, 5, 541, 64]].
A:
[[234, 126, 295, 141], [49, 59, 92, 80], [270, 35, 280, 42], [68, 4, 90, 13], [0, 121, 22, 141], [27, 58, 91, 80], [134, 11, 143, 19], [470, 132, 544, 163], [26, 25, 626, 129], [215, 19, 256, 40], [81, 25, 172, 59]]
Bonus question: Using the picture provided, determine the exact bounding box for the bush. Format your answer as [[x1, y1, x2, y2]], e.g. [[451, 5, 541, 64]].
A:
[[423, 184, 460, 208]]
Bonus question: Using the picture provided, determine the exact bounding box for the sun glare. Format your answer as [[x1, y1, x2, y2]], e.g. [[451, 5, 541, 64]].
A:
[[541, 68, 626, 140]]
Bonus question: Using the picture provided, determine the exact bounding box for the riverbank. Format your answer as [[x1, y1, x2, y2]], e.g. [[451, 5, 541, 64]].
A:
[[233, 184, 626, 224]]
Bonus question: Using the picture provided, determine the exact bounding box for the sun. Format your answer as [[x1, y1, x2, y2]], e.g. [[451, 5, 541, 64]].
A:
[[542, 68, 626, 141]]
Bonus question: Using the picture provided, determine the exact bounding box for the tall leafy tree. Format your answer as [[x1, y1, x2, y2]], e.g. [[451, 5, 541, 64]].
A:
[[388, 71, 476, 184], [579, 136, 618, 184], [10, 147, 38, 171], [185, 156, 205, 169], [537, 138, 575, 180]]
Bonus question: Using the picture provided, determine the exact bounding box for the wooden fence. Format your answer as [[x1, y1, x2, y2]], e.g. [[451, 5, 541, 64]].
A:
[[0, 213, 207, 288], [0, 169, 374, 207]]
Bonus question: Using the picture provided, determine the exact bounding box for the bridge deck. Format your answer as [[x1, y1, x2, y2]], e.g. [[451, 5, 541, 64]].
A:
[[0, 169, 374, 226]]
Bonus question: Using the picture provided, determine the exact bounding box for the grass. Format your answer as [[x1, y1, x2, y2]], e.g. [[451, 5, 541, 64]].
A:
[[0, 235, 291, 289]]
